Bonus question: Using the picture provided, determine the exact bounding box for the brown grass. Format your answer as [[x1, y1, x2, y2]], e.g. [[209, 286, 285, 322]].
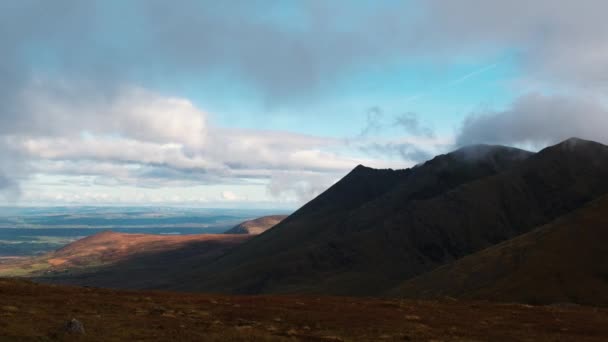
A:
[[1, 278, 607, 341]]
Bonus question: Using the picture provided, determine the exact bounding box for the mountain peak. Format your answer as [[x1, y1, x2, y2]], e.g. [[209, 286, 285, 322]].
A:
[[450, 144, 532, 161], [556, 137, 600, 148], [539, 137, 607, 157]]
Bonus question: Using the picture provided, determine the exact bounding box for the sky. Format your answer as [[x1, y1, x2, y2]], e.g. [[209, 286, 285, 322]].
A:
[[1, 0, 608, 208]]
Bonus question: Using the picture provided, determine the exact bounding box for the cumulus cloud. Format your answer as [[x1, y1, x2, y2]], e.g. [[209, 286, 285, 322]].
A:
[[19, 83, 207, 147], [2, 0, 608, 204], [221, 191, 240, 201], [456, 93, 608, 147], [6, 88, 376, 196]]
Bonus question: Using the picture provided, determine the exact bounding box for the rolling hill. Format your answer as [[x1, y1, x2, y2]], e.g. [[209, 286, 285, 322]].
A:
[[1, 214, 286, 289], [224, 215, 288, 234], [392, 193, 608, 305], [0, 231, 250, 286]]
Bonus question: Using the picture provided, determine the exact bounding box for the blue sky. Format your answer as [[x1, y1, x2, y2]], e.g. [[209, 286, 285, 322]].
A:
[[1, 0, 607, 208]]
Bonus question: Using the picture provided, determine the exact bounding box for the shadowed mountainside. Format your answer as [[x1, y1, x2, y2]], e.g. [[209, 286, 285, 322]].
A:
[[163, 138, 608, 296], [224, 215, 288, 235], [160, 144, 544, 294], [392, 193, 608, 305]]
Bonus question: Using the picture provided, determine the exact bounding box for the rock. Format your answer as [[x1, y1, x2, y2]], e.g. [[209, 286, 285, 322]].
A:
[[65, 318, 85, 334], [150, 305, 168, 315]]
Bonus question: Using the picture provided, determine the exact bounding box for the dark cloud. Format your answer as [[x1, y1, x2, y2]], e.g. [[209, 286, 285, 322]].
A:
[[456, 93, 608, 147], [424, 0, 608, 89], [2, 0, 608, 108]]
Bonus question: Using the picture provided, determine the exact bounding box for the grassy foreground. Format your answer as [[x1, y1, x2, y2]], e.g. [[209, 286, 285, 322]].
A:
[[1, 279, 607, 341]]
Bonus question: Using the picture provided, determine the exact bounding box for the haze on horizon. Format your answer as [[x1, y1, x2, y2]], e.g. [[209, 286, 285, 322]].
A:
[[1, 0, 607, 208]]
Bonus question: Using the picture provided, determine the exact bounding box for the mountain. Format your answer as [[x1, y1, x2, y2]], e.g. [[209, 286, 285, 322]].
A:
[[0, 231, 249, 288], [392, 193, 608, 305], [164, 143, 554, 294], [161, 138, 608, 295], [224, 215, 288, 234]]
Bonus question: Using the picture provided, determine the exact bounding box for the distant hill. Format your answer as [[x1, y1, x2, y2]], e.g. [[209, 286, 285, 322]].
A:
[[0, 231, 249, 288], [392, 193, 608, 305], [225, 215, 288, 235], [4, 214, 286, 289]]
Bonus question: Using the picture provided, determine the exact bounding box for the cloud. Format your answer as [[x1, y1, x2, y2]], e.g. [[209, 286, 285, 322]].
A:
[[394, 113, 435, 138], [221, 191, 240, 201], [8, 87, 380, 194], [456, 93, 608, 147], [353, 107, 440, 163], [359, 142, 433, 163], [2, 0, 608, 204], [359, 107, 384, 137], [423, 0, 608, 88], [19, 83, 207, 147], [1, 1, 607, 107], [9, 0, 605, 105], [0, 138, 29, 201], [0, 173, 20, 202], [358, 107, 435, 140], [267, 171, 338, 204]]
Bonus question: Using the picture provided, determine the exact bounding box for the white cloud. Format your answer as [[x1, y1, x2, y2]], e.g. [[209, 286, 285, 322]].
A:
[[22, 83, 207, 147], [220, 191, 239, 201], [267, 171, 338, 204], [2, 85, 415, 205]]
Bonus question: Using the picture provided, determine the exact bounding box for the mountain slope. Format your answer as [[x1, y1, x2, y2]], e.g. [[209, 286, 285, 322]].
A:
[[167, 143, 546, 294], [392, 193, 608, 305], [224, 215, 288, 234]]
